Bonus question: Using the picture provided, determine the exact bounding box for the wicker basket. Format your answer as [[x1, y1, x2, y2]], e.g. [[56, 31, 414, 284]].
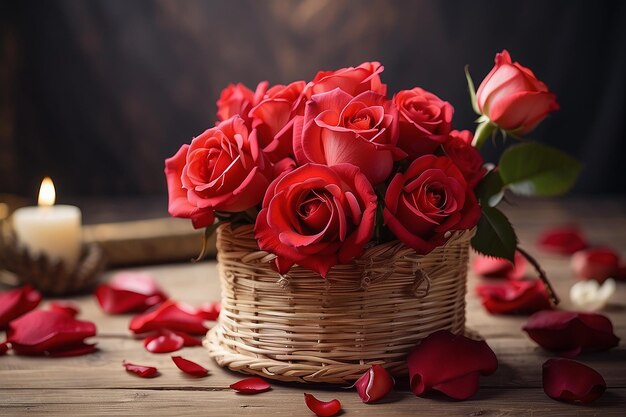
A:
[[205, 223, 474, 384]]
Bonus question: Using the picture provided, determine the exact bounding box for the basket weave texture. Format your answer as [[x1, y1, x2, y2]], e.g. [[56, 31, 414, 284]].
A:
[[205, 223, 473, 384]]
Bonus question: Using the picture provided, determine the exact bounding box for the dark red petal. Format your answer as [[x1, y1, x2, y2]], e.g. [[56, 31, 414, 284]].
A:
[[476, 280, 552, 315], [144, 330, 185, 353], [229, 377, 271, 394], [47, 342, 98, 357], [171, 356, 209, 377], [0, 342, 8, 355], [7, 310, 97, 355], [123, 360, 159, 378], [0, 285, 42, 329], [304, 393, 342, 417], [571, 248, 620, 283], [172, 330, 203, 347], [129, 300, 208, 335], [617, 264, 626, 282], [472, 252, 526, 280], [49, 301, 80, 317], [407, 330, 498, 400], [543, 358, 606, 403], [195, 301, 221, 321], [95, 272, 168, 315], [355, 364, 394, 403], [537, 226, 588, 255], [523, 310, 620, 357]]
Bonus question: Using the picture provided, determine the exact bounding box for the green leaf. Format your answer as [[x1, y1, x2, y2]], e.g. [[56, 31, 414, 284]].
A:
[[191, 220, 222, 263], [474, 170, 504, 207], [464, 65, 480, 115], [472, 120, 496, 149], [499, 142, 582, 197], [471, 206, 518, 262]]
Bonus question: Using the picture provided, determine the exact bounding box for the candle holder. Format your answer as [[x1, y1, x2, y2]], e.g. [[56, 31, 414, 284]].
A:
[[0, 223, 106, 296]]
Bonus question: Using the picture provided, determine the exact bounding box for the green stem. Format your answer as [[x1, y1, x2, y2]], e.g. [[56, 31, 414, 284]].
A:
[[472, 120, 496, 149]]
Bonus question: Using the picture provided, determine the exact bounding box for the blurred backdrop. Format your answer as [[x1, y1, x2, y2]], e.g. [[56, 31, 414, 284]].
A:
[[1, 0, 625, 202]]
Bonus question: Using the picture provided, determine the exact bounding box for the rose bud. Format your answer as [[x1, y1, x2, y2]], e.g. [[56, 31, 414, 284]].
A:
[[537, 226, 588, 255], [571, 247, 620, 283], [354, 365, 395, 403], [476, 50, 559, 135], [394, 87, 454, 158], [304, 61, 386, 98], [543, 358, 606, 404]]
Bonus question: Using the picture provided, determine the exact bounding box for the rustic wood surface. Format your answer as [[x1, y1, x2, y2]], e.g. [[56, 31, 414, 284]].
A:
[[1, 198, 625, 416]]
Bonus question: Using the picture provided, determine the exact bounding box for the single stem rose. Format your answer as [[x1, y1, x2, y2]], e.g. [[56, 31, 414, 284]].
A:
[[517, 246, 560, 305]]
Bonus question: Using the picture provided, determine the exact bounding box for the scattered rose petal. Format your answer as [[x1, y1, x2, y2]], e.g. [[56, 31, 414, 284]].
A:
[[537, 226, 588, 255], [523, 310, 620, 357], [472, 252, 526, 280], [354, 364, 394, 403], [543, 358, 606, 403], [195, 301, 221, 321], [304, 393, 342, 417], [47, 342, 97, 357], [49, 301, 80, 317], [617, 264, 626, 281], [129, 300, 208, 335], [144, 329, 185, 353], [476, 280, 552, 315], [407, 330, 498, 400], [0, 285, 42, 329], [123, 360, 159, 378], [95, 272, 168, 314], [229, 377, 271, 394], [171, 356, 209, 377], [172, 330, 203, 347], [0, 341, 8, 355], [571, 248, 620, 283], [7, 310, 97, 356], [570, 279, 616, 311]]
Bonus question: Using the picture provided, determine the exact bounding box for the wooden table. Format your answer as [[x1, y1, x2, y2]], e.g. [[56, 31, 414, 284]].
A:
[[1, 198, 625, 416]]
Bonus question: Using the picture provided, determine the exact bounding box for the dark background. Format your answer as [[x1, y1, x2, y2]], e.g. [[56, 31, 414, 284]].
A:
[[1, 0, 625, 203]]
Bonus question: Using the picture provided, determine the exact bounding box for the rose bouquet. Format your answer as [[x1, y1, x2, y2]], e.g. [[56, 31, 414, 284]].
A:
[[165, 50, 579, 293]]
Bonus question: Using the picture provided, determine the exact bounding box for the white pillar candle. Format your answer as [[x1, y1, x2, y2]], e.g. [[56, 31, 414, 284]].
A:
[[12, 177, 82, 271]]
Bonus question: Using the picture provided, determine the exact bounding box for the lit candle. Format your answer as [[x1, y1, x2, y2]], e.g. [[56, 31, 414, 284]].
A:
[[12, 177, 82, 271]]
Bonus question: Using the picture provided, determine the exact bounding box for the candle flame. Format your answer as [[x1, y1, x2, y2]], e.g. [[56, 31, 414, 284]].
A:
[[38, 177, 56, 207]]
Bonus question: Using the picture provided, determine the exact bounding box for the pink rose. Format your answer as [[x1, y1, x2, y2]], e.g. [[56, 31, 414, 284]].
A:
[[383, 155, 481, 254], [164, 116, 271, 228], [394, 87, 454, 158], [442, 130, 487, 188], [294, 88, 403, 185], [476, 50, 559, 134], [216, 81, 268, 123], [249, 80, 306, 162], [254, 163, 377, 277], [304, 61, 387, 98]]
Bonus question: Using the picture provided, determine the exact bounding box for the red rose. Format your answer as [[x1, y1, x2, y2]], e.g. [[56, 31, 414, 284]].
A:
[[255, 163, 377, 277], [476, 50, 559, 134], [383, 155, 481, 254], [164, 116, 271, 228], [249, 80, 305, 162], [294, 88, 403, 185], [394, 87, 454, 158], [304, 61, 387, 98], [216, 81, 268, 123], [442, 130, 487, 188]]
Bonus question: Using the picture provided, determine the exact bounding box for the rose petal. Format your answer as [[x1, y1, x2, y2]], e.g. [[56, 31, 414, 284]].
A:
[[123, 360, 159, 378], [229, 377, 272, 394], [172, 330, 203, 347], [129, 300, 208, 335], [537, 226, 587, 255], [0, 342, 8, 356], [472, 252, 526, 280], [522, 310, 620, 357], [476, 280, 552, 315], [144, 330, 185, 353], [304, 393, 342, 417], [0, 285, 42, 329], [47, 342, 98, 357], [7, 310, 97, 356], [407, 330, 498, 400], [571, 248, 620, 283], [354, 364, 394, 403], [95, 272, 168, 314], [543, 358, 606, 403], [195, 301, 221, 321], [49, 301, 80, 317], [171, 356, 209, 377], [617, 264, 626, 282]]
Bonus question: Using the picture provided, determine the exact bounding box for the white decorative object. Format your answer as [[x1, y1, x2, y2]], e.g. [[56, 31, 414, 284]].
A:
[[569, 278, 616, 311]]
